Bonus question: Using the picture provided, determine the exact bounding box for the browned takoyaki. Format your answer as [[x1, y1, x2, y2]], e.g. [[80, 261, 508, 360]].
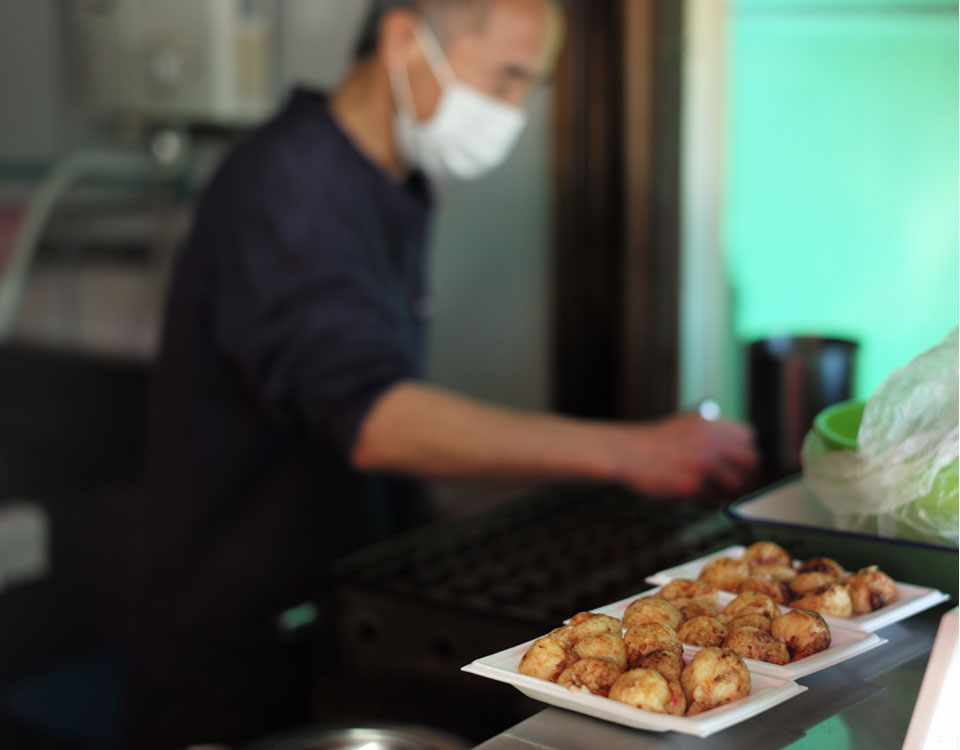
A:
[[636, 650, 686, 683], [623, 597, 683, 630], [797, 557, 845, 579], [724, 614, 773, 634], [680, 601, 719, 621], [734, 577, 791, 604], [573, 633, 628, 671], [790, 583, 853, 618], [624, 623, 682, 668], [770, 609, 831, 661], [845, 567, 898, 614], [609, 668, 686, 716], [698, 557, 751, 592], [658, 579, 719, 609], [680, 647, 751, 715], [554, 613, 623, 646], [789, 571, 838, 598], [723, 626, 790, 665], [749, 564, 797, 582], [723, 591, 781, 621], [519, 635, 578, 681], [677, 616, 728, 648], [742, 541, 792, 568], [557, 657, 624, 697]]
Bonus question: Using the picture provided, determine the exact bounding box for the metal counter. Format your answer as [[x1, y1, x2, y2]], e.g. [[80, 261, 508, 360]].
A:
[[473, 602, 952, 750]]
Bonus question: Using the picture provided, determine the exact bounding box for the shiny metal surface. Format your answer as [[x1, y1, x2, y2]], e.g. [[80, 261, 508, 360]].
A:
[[249, 725, 470, 750], [473, 603, 951, 749]]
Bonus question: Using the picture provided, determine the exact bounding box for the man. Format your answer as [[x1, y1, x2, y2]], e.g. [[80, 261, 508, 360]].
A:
[[127, 0, 757, 747]]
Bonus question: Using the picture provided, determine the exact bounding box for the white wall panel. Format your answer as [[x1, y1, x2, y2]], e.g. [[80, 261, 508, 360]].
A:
[[0, 0, 65, 161]]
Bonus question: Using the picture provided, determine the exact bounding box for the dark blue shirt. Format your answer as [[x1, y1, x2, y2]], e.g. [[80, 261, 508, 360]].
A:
[[136, 89, 432, 653]]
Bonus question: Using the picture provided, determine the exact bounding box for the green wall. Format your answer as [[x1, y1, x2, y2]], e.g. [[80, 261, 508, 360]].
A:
[[725, 0, 959, 399]]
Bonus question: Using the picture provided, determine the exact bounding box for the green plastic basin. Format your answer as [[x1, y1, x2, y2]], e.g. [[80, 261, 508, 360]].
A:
[[814, 399, 865, 450]]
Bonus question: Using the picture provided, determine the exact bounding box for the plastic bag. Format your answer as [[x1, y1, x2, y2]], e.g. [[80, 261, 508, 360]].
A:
[[802, 328, 959, 546]]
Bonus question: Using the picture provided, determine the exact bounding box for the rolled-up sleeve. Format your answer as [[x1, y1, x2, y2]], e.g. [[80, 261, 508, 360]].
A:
[[208, 186, 415, 459]]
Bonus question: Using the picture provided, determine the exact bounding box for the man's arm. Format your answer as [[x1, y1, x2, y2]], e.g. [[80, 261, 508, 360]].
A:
[[352, 382, 757, 498]]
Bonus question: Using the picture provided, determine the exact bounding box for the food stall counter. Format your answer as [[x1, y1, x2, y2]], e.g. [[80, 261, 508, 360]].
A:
[[472, 602, 952, 749]]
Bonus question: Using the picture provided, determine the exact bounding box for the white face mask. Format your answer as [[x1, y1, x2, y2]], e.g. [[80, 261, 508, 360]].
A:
[[389, 22, 528, 181]]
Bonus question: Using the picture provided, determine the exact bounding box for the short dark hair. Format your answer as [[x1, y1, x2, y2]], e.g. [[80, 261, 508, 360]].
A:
[[355, 1, 413, 61], [353, 0, 491, 61]]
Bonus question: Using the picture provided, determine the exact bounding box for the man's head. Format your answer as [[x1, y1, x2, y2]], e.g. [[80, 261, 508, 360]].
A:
[[355, 1, 493, 62], [356, 0, 565, 116], [336, 0, 565, 180]]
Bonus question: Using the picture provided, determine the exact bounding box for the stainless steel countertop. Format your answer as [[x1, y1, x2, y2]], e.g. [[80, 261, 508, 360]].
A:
[[473, 602, 952, 749]]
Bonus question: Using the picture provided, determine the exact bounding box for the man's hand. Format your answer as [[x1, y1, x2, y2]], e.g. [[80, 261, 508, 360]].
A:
[[609, 414, 758, 498]]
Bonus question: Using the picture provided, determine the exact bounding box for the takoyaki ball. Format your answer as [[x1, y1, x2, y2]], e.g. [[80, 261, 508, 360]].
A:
[[725, 614, 773, 634], [625, 623, 683, 668], [790, 583, 853, 618], [735, 577, 791, 604], [845, 567, 899, 614], [797, 557, 845, 579], [557, 657, 624, 697], [574, 633, 628, 671], [724, 626, 790, 665], [519, 635, 578, 682], [555, 613, 622, 646], [699, 557, 751, 592], [659, 579, 719, 609], [677, 616, 728, 648], [623, 596, 683, 630], [723, 591, 780, 621], [749, 564, 797, 582], [771, 609, 831, 661], [680, 601, 719, 621], [742, 541, 792, 568], [680, 647, 751, 716], [766, 639, 791, 665], [789, 571, 838, 597], [568, 611, 599, 627], [637, 650, 686, 683], [567, 611, 622, 633], [609, 668, 686, 716]]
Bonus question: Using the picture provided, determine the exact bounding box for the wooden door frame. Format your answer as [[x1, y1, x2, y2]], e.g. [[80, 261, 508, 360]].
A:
[[551, 0, 684, 421]]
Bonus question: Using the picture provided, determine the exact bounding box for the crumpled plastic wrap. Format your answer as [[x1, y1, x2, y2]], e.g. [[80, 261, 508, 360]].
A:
[[802, 328, 959, 546]]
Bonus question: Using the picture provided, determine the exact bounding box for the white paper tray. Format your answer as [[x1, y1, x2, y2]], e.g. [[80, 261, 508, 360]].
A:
[[592, 587, 887, 679], [645, 545, 950, 632], [903, 607, 960, 749], [462, 638, 806, 738]]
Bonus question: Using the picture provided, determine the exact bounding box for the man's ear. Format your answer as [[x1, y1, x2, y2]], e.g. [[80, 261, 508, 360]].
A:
[[378, 9, 422, 72]]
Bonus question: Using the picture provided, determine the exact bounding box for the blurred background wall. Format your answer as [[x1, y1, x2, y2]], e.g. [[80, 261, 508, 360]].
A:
[[0, 1, 66, 162], [722, 0, 958, 407]]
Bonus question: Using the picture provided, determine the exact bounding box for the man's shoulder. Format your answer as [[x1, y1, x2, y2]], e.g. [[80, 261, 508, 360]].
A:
[[228, 90, 335, 176], [212, 88, 370, 211]]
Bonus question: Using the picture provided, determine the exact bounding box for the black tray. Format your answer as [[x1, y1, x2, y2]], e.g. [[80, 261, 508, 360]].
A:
[[724, 476, 958, 600]]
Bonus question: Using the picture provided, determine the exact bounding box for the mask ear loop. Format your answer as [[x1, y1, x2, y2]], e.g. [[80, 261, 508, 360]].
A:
[[389, 19, 452, 122], [412, 20, 457, 88], [389, 59, 419, 122]]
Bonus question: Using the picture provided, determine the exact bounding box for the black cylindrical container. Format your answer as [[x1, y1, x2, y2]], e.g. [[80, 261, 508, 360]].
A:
[[748, 337, 858, 477]]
